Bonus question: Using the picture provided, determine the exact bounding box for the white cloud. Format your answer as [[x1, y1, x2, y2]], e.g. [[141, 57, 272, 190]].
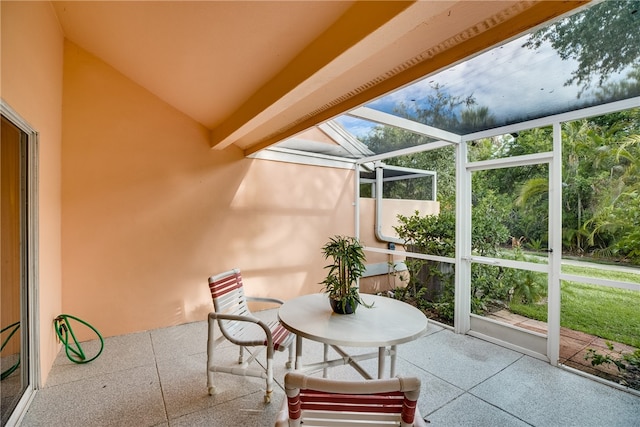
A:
[[362, 34, 634, 130]]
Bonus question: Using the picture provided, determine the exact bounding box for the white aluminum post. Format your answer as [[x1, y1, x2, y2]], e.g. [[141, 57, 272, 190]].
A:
[[354, 162, 360, 240], [455, 140, 471, 333], [547, 122, 563, 365]]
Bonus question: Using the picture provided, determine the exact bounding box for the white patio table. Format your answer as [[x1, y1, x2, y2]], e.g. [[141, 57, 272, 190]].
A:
[[278, 293, 428, 379]]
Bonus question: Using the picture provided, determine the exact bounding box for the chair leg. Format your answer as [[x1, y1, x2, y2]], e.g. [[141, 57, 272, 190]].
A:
[[206, 319, 216, 396], [238, 346, 245, 364], [265, 355, 274, 403]]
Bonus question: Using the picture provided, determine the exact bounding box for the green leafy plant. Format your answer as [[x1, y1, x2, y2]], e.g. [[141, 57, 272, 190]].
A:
[[526, 237, 544, 252], [585, 342, 640, 390], [320, 235, 372, 314], [392, 209, 457, 323], [393, 195, 511, 323]]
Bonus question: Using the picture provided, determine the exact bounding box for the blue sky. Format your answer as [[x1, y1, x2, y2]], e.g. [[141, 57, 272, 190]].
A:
[[337, 32, 634, 139]]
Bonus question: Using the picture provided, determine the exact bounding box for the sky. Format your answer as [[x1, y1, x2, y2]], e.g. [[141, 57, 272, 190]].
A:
[[337, 31, 635, 139]]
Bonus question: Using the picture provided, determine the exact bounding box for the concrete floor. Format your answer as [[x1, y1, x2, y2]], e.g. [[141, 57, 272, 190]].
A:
[[18, 309, 640, 426]]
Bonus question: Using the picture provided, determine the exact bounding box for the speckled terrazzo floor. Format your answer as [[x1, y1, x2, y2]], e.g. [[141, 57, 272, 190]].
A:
[[18, 309, 640, 427]]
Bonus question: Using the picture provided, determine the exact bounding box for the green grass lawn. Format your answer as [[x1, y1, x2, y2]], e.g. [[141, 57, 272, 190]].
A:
[[510, 264, 640, 348], [562, 263, 640, 284]]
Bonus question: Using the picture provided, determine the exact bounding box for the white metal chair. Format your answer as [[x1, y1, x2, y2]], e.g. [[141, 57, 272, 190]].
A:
[[207, 268, 295, 403], [275, 372, 428, 426]]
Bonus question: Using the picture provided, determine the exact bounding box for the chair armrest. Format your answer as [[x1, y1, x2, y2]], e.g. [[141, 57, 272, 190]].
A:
[[208, 312, 262, 324], [208, 312, 275, 354], [246, 296, 284, 305]]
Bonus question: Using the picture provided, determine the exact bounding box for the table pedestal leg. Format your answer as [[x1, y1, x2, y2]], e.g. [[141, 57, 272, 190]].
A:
[[290, 341, 401, 380], [377, 347, 386, 379], [390, 345, 397, 377], [331, 346, 374, 379], [295, 335, 303, 370], [323, 344, 329, 378]]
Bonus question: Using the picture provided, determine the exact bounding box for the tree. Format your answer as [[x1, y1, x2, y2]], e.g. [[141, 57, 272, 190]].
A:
[[524, 0, 640, 94], [586, 134, 640, 262], [361, 83, 494, 202], [408, 82, 477, 132], [591, 65, 640, 102]]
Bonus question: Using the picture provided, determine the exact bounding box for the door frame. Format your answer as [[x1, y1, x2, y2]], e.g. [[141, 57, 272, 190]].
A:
[[1, 100, 40, 427], [456, 124, 563, 364]]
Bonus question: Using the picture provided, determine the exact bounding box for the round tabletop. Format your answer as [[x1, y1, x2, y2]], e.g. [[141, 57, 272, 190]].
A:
[[278, 293, 428, 347]]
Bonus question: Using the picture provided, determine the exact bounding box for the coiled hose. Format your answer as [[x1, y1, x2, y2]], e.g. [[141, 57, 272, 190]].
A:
[[54, 314, 104, 364], [1, 321, 20, 380]]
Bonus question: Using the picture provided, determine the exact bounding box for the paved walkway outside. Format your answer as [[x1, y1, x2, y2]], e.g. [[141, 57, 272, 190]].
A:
[[488, 309, 637, 386]]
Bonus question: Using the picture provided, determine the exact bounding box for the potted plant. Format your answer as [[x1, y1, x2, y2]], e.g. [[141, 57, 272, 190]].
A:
[[320, 235, 372, 314]]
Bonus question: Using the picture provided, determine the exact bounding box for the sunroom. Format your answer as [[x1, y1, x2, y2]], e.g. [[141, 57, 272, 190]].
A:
[[259, 0, 640, 391], [2, 1, 639, 426]]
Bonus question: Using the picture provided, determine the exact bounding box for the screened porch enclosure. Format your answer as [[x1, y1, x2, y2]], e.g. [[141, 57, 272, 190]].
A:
[[267, 1, 640, 392]]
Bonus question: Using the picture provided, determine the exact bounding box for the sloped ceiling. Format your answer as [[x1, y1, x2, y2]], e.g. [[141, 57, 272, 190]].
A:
[[51, 1, 588, 155]]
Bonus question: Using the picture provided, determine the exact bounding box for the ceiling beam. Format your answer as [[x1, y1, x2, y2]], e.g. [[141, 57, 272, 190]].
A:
[[241, 0, 589, 156], [209, 1, 416, 150]]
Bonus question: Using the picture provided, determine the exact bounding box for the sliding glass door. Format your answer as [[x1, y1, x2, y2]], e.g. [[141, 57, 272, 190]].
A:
[[1, 108, 38, 426]]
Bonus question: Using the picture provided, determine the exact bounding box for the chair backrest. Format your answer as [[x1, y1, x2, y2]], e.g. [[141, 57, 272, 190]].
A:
[[284, 372, 421, 427], [208, 269, 252, 334]]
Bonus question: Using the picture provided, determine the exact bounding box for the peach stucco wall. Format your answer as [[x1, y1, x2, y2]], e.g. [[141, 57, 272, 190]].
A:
[[1, 1, 64, 384], [61, 41, 355, 341], [358, 198, 440, 293]]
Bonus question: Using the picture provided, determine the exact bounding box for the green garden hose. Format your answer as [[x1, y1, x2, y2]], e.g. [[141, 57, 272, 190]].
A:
[[54, 314, 104, 364], [1, 321, 21, 380]]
